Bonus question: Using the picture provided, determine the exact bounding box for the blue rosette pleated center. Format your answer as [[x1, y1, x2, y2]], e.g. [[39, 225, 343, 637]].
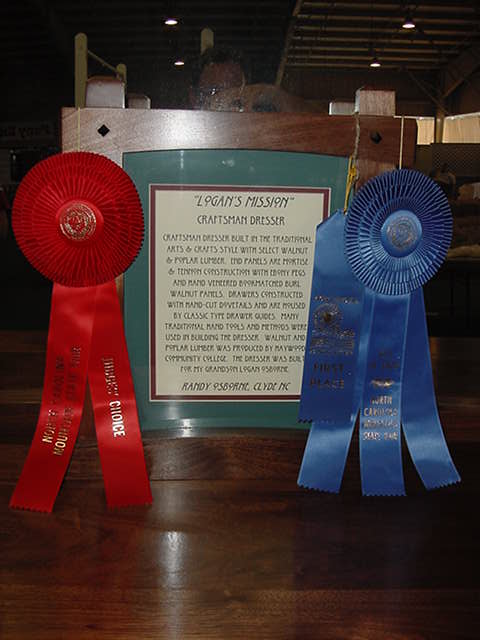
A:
[[344, 169, 452, 296]]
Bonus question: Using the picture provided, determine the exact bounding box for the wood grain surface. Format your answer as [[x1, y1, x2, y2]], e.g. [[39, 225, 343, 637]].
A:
[[61, 108, 416, 185], [1, 330, 479, 639]]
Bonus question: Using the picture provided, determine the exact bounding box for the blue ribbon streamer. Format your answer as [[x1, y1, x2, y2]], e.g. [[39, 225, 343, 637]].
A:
[[298, 201, 460, 495], [298, 211, 364, 492], [359, 292, 409, 496], [401, 288, 460, 488]]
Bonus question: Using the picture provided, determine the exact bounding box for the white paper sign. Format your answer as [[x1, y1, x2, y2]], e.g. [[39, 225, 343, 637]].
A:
[[150, 185, 329, 401]]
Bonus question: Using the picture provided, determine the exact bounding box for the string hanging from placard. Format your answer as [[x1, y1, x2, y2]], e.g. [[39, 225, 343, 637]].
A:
[[343, 113, 361, 212], [77, 107, 81, 152]]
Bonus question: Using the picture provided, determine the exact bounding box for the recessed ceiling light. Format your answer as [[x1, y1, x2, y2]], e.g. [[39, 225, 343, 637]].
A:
[[165, 17, 178, 26]]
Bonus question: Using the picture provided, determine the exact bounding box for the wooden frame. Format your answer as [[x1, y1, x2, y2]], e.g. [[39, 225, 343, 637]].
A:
[[62, 108, 415, 183]]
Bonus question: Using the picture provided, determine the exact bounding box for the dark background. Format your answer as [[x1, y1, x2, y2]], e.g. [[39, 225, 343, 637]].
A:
[[1, 1, 479, 333]]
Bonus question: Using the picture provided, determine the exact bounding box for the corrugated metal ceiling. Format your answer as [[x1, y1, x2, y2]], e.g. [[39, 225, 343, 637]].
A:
[[2, 1, 480, 101], [284, 1, 480, 71]]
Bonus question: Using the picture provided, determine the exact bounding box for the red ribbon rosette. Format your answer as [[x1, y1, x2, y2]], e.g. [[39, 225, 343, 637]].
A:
[[10, 152, 152, 512]]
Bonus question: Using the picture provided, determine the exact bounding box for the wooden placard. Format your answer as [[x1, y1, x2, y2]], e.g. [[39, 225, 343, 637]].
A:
[[61, 107, 417, 476]]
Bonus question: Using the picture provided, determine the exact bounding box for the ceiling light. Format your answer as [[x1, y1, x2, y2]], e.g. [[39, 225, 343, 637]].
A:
[[174, 58, 185, 66], [165, 17, 178, 26], [402, 13, 415, 29], [370, 56, 381, 68]]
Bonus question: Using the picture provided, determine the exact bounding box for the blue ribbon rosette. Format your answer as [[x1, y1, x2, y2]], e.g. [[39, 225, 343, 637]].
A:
[[298, 169, 460, 496]]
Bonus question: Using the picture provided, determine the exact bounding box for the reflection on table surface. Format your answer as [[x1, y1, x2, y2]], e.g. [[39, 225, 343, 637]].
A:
[[0, 330, 478, 639]]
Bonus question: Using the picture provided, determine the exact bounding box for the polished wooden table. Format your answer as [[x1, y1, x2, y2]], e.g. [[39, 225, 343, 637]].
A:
[[0, 331, 479, 639]]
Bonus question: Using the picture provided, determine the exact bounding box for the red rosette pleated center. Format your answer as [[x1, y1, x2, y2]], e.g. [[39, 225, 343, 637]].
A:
[[12, 152, 144, 287]]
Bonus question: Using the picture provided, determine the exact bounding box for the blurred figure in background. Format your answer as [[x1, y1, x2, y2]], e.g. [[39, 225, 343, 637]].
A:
[[190, 46, 319, 113], [433, 163, 457, 199], [190, 46, 246, 110]]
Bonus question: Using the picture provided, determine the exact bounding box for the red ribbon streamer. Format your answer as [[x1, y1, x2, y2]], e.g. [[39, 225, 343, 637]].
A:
[[10, 281, 152, 512], [89, 281, 152, 508]]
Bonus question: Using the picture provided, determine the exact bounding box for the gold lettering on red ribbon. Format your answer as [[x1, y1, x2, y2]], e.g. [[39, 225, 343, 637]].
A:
[[102, 356, 126, 438]]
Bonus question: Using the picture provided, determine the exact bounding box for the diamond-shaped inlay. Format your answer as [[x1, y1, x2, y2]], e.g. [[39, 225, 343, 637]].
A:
[[97, 124, 110, 137]]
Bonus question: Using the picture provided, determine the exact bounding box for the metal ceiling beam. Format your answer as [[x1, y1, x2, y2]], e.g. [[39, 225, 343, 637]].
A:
[[442, 44, 480, 97], [276, 0, 303, 85], [287, 61, 439, 69], [6, 0, 479, 89], [404, 68, 451, 116], [292, 35, 463, 44], [290, 45, 455, 54], [295, 25, 476, 35], [301, 0, 476, 11], [289, 54, 443, 63], [297, 13, 475, 25]]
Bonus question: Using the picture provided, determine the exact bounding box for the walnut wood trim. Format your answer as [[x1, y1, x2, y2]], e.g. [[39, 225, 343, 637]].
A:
[[62, 108, 416, 184]]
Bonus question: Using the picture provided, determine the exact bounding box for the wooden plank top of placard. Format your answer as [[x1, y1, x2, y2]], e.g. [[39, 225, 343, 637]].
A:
[[61, 108, 416, 183]]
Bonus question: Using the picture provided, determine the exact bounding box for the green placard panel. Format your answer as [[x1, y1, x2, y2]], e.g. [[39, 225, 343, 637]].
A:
[[123, 149, 348, 429]]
